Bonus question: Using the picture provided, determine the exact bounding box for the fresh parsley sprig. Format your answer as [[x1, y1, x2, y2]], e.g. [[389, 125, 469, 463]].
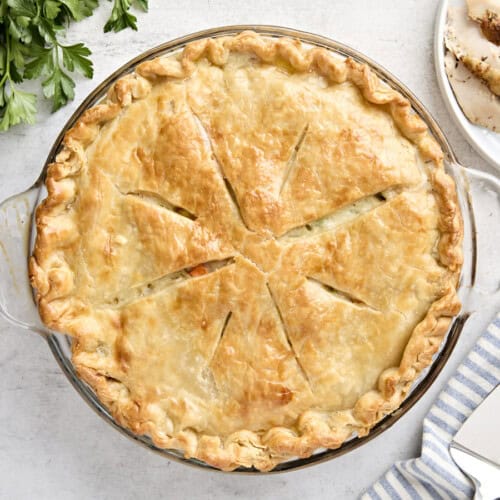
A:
[[0, 0, 149, 131], [105, 0, 148, 33]]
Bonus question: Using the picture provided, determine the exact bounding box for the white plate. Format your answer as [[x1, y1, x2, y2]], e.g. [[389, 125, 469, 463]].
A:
[[434, 0, 500, 169]]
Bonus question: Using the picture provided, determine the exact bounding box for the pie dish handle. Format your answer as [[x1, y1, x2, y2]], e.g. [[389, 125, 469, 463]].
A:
[[0, 182, 47, 335], [450, 163, 500, 312]]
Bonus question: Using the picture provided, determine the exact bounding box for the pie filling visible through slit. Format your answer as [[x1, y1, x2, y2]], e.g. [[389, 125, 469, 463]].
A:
[[30, 32, 463, 471]]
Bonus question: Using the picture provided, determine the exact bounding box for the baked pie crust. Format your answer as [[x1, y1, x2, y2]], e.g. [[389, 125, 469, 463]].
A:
[[30, 32, 463, 471]]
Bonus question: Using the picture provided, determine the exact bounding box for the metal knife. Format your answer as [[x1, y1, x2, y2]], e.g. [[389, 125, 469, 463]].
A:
[[449, 384, 500, 500]]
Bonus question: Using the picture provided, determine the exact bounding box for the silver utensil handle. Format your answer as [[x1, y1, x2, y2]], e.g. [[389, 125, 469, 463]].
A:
[[0, 182, 46, 334], [474, 486, 500, 500], [450, 443, 500, 500], [474, 467, 500, 500]]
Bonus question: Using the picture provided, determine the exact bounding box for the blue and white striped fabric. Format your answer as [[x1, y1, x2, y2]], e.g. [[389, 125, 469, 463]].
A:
[[362, 314, 500, 500]]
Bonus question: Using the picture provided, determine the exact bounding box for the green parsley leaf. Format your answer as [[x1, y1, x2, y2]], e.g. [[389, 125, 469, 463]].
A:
[[58, 0, 99, 21], [61, 43, 93, 79], [104, 0, 148, 33], [24, 45, 54, 80], [6, 0, 36, 19], [8, 60, 22, 82], [0, 86, 36, 131], [9, 36, 27, 70], [43, 0, 61, 20], [135, 0, 148, 11], [104, 0, 138, 33], [42, 66, 75, 112], [8, 14, 32, 44], [36, 15, 57, 43]]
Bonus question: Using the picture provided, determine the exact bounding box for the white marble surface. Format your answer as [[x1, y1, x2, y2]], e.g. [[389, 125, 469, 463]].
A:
[[0, 1, 499, 499]]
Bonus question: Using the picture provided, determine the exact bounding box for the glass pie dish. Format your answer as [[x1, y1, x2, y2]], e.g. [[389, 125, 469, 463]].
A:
[[1, 26, 499, 473]]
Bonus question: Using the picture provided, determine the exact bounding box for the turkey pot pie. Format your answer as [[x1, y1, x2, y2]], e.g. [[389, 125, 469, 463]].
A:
[[30, 32, 463, 471]]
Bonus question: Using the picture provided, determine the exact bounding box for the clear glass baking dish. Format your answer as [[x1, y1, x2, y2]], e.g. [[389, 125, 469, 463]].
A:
[[1, 26, 499, 474]]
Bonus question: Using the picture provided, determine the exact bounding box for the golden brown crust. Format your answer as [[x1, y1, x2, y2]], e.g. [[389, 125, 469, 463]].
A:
[[30, 32, 463, 471]]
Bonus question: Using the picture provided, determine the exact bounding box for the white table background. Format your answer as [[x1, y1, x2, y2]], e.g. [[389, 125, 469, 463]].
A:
[[1, 1, 499, 498]]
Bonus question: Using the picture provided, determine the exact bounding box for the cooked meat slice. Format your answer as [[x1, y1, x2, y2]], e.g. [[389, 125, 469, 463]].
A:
[[446, 6, 500, 95], [445, 51, 500, 132]]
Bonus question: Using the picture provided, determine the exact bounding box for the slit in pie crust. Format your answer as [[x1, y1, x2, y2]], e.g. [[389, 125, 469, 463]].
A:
[[30, 32, 463, 471]]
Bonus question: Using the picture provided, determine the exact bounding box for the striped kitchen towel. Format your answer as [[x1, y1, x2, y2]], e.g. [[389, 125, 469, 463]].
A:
[[362, 313, 500, 500]]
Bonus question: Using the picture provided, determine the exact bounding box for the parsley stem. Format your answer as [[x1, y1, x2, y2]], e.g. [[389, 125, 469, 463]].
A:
[[0, 25, 10, 89], [54, 42, 60, 67]]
